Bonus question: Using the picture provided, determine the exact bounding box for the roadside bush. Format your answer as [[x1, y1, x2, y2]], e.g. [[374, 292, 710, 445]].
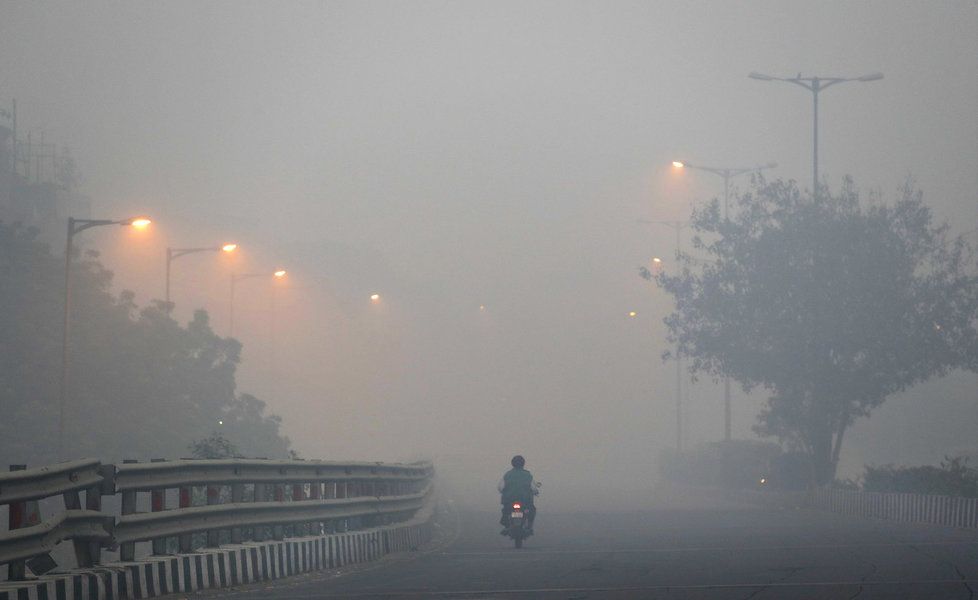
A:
[[862, 456, 978, 498]]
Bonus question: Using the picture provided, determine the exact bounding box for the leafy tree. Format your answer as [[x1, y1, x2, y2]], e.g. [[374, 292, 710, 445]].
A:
[[0, 222, 293, 464], [654, 178, 978, 486], [219, 393, 292, 459], [190, 433, 240, 459]]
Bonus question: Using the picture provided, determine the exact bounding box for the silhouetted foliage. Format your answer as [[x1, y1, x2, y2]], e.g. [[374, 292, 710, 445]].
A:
[[863, 456, 978, 498], [655, 178, 978, 486], [0, 222, 292, 464], [190, 432, 240, 459]]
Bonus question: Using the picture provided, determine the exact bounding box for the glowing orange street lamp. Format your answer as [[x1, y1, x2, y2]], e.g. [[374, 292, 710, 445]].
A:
[[274, 269, 287, 278], [60, 215, 151, 459], [166, 242, 239, 305], [671, 161, 685, 169], [628, 311, 638, 318], [370, 293, 380, 301]]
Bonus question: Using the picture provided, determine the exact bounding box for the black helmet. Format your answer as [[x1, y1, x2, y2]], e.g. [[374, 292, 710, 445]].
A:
[[511, 455, 525, 468]]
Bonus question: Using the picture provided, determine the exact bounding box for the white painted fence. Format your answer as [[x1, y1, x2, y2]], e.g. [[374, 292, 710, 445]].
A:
[[810, 487, 978, 528]]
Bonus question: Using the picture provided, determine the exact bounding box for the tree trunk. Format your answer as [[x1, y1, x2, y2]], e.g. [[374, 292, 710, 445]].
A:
[[808, 420, 836, 487], [831, 421, 847, 470], [807, 417, 849, 487]]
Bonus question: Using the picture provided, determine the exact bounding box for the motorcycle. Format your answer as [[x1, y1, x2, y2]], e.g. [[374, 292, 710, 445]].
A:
[[506, 501, 531, 548], [505, 482, 541, 549]]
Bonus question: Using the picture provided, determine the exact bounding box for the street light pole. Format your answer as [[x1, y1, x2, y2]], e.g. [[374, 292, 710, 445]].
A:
[[748, 71, 882, 200], [165, 243, 237, 306], [229, 270, 286, 337], [673, 162, 777, 220], [639, 219, 690, 452], [59, 216, 151, 460], [671, 161, 776, 441]]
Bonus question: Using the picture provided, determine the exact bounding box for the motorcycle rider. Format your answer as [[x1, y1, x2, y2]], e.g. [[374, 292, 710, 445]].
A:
[[498, 455, 537, 534]]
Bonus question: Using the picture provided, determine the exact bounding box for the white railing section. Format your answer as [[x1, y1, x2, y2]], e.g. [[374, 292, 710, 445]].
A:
[[811, 487, 978, 528]]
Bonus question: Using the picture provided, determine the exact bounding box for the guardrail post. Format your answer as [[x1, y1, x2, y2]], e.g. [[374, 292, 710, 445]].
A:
[[150, 458, 168, 555], [178, 483, 193, 552], [206, 484, 221, 547], [292, 483, 306, 536], [309, 482, 322, 535], [231, 483, 245, 543], [62, 481, 97, 568], [253, 483, 268, 541], [62, 480, 96, 567], [7, 465, 28, 580], [273, 484, 285, 540], [85, 468, 108, 567], [120, 459, 138, 561]]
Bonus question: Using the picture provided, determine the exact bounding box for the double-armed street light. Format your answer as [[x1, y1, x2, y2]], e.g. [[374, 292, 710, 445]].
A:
[[229, 269, 287, 336], [670, 160, 775, 442], [60, 216, 152, 459], [165, 243, 238, 306], [748, 71, 883, 199], [671, 161, 777, 220]]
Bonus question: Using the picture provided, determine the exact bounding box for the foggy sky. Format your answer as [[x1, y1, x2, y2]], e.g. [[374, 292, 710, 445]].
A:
[[1, 1, 976, 507]]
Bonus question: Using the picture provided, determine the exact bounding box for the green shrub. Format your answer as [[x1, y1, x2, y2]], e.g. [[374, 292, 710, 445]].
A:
[[862, 456, 978, 498]]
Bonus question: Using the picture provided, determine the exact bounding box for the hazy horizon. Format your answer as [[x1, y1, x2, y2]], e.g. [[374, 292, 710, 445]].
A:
[[2, 0, 976, 506]]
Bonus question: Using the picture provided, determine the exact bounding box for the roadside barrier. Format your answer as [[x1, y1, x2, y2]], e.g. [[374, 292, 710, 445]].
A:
[[1, 458, 435, 598], [685, 482, 978, 530], [810, 486, 978, 529]]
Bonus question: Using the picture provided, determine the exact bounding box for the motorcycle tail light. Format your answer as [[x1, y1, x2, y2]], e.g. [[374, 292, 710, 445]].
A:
[[513, 503, 521, 510]]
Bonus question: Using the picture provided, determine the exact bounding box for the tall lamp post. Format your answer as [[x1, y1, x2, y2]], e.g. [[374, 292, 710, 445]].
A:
[[671, 160, 776, 441], [639, 219, 690, 452], [165, 243, 238, 306], [671, 161, 777, 220], [229, 270, 287, 336], [748, 71, 882, 199], [60, 216, 151, 459]]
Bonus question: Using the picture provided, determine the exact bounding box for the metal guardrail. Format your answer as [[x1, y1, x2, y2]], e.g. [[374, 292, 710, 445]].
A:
[[0, 460, 104, 505], [114, 488, 429, 544], [112, 459, 431, 492], [0, 510, 114, 565], [1, 458, 434, 582]]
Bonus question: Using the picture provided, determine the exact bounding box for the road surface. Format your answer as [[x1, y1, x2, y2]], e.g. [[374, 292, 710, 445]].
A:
[[192, 500, 978, 599]]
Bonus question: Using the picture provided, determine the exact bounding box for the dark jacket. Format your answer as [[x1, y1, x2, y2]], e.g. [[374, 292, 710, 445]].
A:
[[498, 467, 535, 505]]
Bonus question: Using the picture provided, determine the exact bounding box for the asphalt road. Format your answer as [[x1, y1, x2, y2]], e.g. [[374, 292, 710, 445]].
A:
[[193, 501, 978, 599]]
